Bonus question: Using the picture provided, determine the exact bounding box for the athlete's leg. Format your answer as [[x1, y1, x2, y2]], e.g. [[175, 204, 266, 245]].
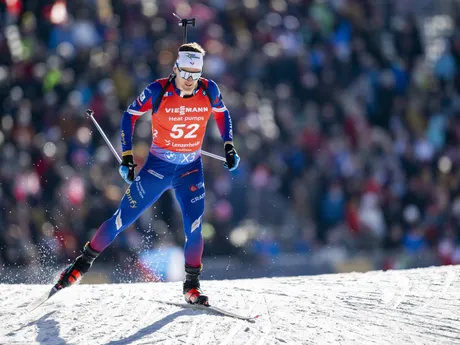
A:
[[173, 158, 207, 304], [90, 158, 172, 252], [55, 154, 174, 290], [173, 158, 205, 268]]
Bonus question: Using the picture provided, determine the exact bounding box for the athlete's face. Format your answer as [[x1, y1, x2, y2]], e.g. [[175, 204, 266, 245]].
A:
[[174, 66, 201, 94]]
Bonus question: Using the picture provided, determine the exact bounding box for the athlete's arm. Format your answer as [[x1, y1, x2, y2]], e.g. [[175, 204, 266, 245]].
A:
[[207, 80, 239, 171], [121, 82, 162, 156], [207, 80, 233, 146]]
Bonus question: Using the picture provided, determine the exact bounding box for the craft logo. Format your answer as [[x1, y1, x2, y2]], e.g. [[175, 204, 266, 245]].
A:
[[191, 193, 205, 203]]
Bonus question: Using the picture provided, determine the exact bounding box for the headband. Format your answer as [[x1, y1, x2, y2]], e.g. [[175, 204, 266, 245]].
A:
[[176, 51, 204, 70]]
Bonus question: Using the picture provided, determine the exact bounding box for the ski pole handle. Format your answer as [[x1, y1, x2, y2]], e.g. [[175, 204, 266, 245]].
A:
[[85, 109, 122, 164], [86, 109, 226, 163]]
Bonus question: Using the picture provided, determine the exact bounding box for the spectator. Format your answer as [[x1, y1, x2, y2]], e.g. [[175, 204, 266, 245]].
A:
[[1, 0, 460, 274]]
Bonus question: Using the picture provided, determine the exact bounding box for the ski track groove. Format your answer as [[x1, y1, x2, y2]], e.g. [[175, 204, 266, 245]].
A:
[[2, 266, 460, 344]]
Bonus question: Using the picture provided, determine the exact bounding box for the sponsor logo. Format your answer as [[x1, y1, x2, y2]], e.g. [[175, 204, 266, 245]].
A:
[[181, 152, 196, 163], [191, 216, 202, 233], [115, 210, 122, 230], [153, 129, 158, 139], [181, 169, 199, 178], [121, 131, 127, 146], [191, 192, 205, 203], [188, 182, 204, 192], [165, 152, 176, 161], [140, 91, 146, 102], [165, 107, 209, 115], [168, 116, 205, 122], [186, 53, 201, 63], [228, 117, 233, 139], [171, 141, 200, 148], [125, 188, 137, 208], [165, 139, 171, 146], [147, 169, 164, 179], [163, 91, 173, 97], [135, 178, 146, 199]]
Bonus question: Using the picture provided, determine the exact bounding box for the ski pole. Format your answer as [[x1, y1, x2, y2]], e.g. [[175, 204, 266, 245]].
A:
[[85, 109, 226, 163], [86, 109, 122, 164]]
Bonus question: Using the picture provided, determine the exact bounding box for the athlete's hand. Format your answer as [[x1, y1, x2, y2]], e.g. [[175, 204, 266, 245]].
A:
[[223, 143, 240, 171], [119, 154, 137, 184]]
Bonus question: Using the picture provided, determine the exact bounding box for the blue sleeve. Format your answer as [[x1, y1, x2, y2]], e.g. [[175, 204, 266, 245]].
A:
[[121, 82, 162, 155], [207, 79, 233, 143]]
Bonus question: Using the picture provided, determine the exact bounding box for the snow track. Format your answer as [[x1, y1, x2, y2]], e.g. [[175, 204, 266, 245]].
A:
[[1, 266, 460, 344]]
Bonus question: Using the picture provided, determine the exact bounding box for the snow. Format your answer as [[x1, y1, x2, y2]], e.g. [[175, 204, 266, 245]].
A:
[[1, 265, 460, 345]]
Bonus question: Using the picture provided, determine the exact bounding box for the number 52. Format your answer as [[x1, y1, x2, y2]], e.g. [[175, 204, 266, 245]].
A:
[[170, 124, 200, 139]]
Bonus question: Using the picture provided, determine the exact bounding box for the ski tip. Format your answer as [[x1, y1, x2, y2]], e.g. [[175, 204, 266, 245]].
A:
[[248, 315, 260, 322], [244, 314, 260, 323], [26, 286, 60, 313]]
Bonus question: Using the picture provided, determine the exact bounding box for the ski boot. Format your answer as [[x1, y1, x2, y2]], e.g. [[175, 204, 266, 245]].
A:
[[183, 264, 209, 305], [55, 242, 100, 290]]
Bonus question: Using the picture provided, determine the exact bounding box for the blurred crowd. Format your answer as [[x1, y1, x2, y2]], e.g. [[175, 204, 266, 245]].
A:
[[2, 0, 460, 274]]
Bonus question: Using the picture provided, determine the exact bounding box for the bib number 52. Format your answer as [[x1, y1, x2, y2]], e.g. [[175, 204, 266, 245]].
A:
[[171, 124, 200, 139]]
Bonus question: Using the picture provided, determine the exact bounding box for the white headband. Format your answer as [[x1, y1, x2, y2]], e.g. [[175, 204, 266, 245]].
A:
[[176, 51, 203, 70]]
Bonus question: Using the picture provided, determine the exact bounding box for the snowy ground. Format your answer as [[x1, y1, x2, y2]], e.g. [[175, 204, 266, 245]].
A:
[[1, 266, 460, 345]]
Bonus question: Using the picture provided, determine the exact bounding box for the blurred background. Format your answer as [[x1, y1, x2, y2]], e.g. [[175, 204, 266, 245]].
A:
[[2, 0, 460, 284]]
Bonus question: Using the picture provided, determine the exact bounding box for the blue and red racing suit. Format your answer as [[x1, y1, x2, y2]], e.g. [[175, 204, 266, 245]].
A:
[[90, 78, 233, 268]]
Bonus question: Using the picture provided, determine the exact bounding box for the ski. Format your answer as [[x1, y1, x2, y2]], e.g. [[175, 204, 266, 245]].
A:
[[155, 300, 259, 322], [27, 288, 260, 323], [27, 286, 59, 313]]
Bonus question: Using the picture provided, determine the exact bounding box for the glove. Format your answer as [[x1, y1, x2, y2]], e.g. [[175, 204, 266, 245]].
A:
[[119, 154, 137, 184], [223, 143, 240, 171]]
